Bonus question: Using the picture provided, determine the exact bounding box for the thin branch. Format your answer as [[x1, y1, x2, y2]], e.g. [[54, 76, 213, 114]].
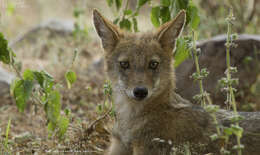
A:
[[85, 98, 113, 136]]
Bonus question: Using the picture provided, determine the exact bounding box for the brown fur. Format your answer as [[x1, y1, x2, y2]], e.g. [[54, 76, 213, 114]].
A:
[[93, 9, 215, 155]]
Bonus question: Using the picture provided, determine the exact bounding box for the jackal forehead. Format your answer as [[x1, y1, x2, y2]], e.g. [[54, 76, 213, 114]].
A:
[[115, 37, 164, 60]]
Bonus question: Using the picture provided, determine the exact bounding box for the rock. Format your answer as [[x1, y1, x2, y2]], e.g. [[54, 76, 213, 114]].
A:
[[0, 67, 14, 99], [14, 131, 35, 144], [9, 19, 75, 47], [175, 34, 260, 109]]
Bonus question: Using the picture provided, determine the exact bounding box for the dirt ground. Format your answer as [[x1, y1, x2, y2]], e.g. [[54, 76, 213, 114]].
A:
[[0, 0, 259, 154], [0, 0, 119, 154]]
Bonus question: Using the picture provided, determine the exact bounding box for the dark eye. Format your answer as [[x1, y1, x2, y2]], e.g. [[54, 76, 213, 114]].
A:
[[149, 61, 159, 70], [120, 61, 130, 69]]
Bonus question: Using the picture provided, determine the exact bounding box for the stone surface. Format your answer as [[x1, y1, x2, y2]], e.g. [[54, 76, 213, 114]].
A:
[[175, 34, 260, 108], [0, 66, 14, 98]]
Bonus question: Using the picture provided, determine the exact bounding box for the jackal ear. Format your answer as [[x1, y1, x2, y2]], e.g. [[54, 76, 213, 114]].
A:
[[93, 9, 121, 52], [156, 10, 186, 52]]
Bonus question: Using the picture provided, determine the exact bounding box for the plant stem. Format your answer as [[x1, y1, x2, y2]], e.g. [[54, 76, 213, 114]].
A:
[[192, 30, 221, 139], [192, 31, 206, 106], [122, 0, 130, 19], [226, 9, 242, 155]]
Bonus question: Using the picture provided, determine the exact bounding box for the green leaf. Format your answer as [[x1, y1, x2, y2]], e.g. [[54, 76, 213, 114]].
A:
[[210, 133, 218, 141], [47, 121, 56, 137], [161, 0, 171, 7], [0, 32, 13, 64], [96, 104, 103, 114], [187, 3, 200, 29], [250, 80, 260, 95], [138, 0, 149, 7], [13, 80, 34, 112], [160, 7, 171, 24], [115, 0, 122, 10], [23, 69, 35, 81], [174, 37, 191, 67], [224, 127, 233, 136], [33, 71, 54, 93], [65, 108, 71, 116], [106, 0, 114, 7], [232, 144, 245, 150], [124, 9, 132, 15], [46, 91, 61, 123], [113, 18, 120, 24], [133, 12, 139, 17], [73, 8, 84, 18], [151, 6, 161, 27], [230, 114, 244, 123], [104, 80, 113, 96], [175, 0, 189, 10], [204, 104, 220, 113], [119, 19, 132, 31], [65, 70, 77, 89], [231, 124, 244, 138], [57, 115, 69, 140], [4, 118, 11, 147], [7, 2, 15, 16], [132, 17, 139, 32], [10, 79, 17, 96]]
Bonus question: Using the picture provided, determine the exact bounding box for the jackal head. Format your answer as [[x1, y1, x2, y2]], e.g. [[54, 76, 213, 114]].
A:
[[93, 9, 186, 103]]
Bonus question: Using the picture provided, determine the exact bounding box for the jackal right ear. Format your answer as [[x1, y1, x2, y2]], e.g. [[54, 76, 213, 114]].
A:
[[93, 9, 121, 52], [155, 10, 186, 53]]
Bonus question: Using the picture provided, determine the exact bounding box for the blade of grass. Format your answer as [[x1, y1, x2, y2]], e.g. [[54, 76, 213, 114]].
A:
[[4, 118, 11, 148]]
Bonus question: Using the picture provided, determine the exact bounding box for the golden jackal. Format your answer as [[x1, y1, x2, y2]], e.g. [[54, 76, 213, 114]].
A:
[[93, 9, 215, 155]]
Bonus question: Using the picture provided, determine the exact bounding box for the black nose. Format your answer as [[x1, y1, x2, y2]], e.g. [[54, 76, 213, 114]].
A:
[[133, 87, 148, 100]]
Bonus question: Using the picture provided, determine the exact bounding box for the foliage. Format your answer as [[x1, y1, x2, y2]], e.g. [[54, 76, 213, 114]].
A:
[[4, 118, 11, 149], [218, 9, 243, 154], [105, 1, 247, 153], [198, 0, 259, 38], [190, 9, 244, 154], [0, 32, 75, 141], [96, 80, 115, 117], [65, 70, 77, 89], [106, 0, 200, 67], [0, 33, 15, 64], [174, 36, 192, 67], [73, 7, 88, 40]]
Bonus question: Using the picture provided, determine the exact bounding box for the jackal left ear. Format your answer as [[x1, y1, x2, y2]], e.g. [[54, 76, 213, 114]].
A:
[[156, 10, 186, 53], [93, 9, 121, 52]]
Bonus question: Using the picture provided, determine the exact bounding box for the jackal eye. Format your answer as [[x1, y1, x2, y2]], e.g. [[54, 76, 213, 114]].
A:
[[149, 61, 159, 70], [120, 61, 130, 69]]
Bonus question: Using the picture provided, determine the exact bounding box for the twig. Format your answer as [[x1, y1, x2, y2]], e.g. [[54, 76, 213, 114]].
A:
[[85, 101, 113, 136]]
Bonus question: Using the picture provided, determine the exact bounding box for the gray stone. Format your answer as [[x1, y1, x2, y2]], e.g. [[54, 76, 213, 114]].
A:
[[176, 34, 260, 107]]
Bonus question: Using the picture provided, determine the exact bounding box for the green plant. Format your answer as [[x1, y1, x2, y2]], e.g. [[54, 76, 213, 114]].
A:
[[190, 8, 244, 155], [106, 0, 200, 67], [96, 80, 115, 117], [218, 9, 244, 155], [6, 2, 15, 16], [4, 118, 11, 150], [190, 30, 222, 153], [0, 32, 76, 141], [73, 7, 88, 40]]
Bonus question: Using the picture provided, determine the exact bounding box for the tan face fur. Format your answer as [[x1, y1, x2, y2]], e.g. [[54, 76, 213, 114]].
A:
[[93, 9, 186, 103]]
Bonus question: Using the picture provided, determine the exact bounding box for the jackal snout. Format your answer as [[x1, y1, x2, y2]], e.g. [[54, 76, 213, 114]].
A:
[[133, 86, 148, 100]]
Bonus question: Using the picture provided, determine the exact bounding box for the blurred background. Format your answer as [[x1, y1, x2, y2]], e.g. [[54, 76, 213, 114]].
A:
[[0, 0, 259, 39], [0, 0, 259, 154]]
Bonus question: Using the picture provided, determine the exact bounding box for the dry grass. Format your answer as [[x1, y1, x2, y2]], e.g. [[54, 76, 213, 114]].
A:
[[0, 1, 118, 154], [0, 0, 259, 154]]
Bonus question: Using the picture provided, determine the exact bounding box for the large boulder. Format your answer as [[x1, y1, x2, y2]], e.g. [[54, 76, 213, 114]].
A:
[[176, 34, 260, 110], [0, 66, 14, 104]]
